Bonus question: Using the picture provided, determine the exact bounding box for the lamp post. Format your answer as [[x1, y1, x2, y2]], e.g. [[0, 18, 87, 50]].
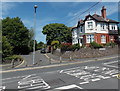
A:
[[33, 5, 38, 65]]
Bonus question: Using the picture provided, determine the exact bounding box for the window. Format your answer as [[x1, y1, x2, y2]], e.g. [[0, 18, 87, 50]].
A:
[[101, 23, 106, 30], [86, 35, 94, 43], [87, 22, 93, 29], [80, 26, 82, 32], [101, 35, 106, 43], [111, 25, 115, 30]]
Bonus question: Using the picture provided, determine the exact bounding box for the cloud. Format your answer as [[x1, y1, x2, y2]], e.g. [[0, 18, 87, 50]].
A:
[[1, 2, 17, 18]]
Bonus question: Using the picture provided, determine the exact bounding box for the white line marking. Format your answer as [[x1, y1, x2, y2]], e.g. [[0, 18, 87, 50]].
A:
[[103, 61, 118, 65], [102, 76, 111, 79], [79, 81, 89, 84], [112, 74, 118, 77], [91, 78, 101, 82], [28, 85, 50, 90], [2, 74, 36, 81], [0, 86, 6, 90], [103, 61, 118, 68], [55, 84, 83, 89], [104, 65, 118, 68]]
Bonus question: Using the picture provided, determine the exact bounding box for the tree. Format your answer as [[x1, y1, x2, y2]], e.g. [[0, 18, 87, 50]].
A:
[[2, 36, 13, 60], [2, 17, 31, 54], [37, 41, 44, 50], [42, 23, 72, 45]]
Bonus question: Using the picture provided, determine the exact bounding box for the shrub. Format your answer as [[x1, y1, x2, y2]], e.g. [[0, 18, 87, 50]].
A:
[[60, 43, 72, 51], [105, 42, 116, 47], [72, 43, 80, 51], [4, 55, 23, 61], [90, 41, 103, 49], [51, 41, 60, 49]]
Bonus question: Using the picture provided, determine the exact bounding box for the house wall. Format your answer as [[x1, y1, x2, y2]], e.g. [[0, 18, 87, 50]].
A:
[[94, 33, 110, 44], [72, 28, 78, 44], [109, 23, 118, 30], [85, 20, 97, 33], [72, 17, 119, 46], [96, 22, 108, 33]]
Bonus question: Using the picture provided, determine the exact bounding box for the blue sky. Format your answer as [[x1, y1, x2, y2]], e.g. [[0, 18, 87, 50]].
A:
[[2, 2, 118, 43]]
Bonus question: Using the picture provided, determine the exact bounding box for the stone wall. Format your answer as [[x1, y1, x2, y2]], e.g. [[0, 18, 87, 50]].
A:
[[53, 45, 118, 59]]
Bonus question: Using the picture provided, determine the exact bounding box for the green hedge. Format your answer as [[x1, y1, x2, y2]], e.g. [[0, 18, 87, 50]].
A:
[[90, 41, 103, 49], [105, 42, 116, 47]]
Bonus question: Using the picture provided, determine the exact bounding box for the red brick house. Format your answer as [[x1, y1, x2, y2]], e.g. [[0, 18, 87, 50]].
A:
[[72, 6, 119, 46]]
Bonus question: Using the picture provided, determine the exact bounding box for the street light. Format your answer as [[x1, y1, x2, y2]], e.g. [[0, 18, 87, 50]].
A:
[[33, 5, 38, 65]]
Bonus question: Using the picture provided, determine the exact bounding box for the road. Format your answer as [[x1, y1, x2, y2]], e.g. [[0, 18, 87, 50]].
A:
[[1, 57, 119, 90]]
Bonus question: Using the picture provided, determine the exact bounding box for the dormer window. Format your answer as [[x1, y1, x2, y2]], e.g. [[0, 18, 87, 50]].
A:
[[87, 22, 93, 29]]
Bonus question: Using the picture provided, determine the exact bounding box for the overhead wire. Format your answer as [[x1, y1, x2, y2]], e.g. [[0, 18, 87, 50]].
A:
[[64, 0, 102, 26]]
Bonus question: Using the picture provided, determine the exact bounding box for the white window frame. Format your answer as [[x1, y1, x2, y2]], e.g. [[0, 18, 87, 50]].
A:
[[111, 25, 116, 30], [87, 22, 93, 29], [101, 35, 106, 43], [80, 26, 82, 33], [101, 23, 106, 30], [86, 34, 94, 43]]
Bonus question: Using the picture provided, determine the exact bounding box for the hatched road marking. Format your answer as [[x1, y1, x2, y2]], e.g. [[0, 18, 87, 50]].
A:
[[18, 74, 50, 90]]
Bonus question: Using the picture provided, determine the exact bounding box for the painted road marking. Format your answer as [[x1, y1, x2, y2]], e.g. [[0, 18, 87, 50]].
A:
[[18, 75, 50, 90], [55, 84, 83, 89], [79, 81, 89, 84], [0, 64, 11, 67], [1, 56, 118, 73], [15, 60, 25, 68], [59, 65, 118, 85], [103, 60, 118, 68], [0, 86, 6, 90], [2, 74, 36, 81], [103, 61, 118, 65], [91, 78, 101, 82]]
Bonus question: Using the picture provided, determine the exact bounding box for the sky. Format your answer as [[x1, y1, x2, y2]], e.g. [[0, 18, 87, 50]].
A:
[[1, 2, 119, 43]]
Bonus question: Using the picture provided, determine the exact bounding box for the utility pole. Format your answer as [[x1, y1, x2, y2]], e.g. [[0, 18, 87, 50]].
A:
[[33, 5, 38, 65]]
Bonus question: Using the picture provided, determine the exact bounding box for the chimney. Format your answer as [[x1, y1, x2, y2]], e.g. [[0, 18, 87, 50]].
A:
[[101, 6, 106, 19]]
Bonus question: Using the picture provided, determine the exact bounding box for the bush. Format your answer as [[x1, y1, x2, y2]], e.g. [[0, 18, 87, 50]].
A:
[[105, 42, 116, 47], [90, 41, 103, 49], [4, 55, 23, 61], [60, 43, 72, 51], [72, 44, 80, 51], [51, 41, 60, 49]]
